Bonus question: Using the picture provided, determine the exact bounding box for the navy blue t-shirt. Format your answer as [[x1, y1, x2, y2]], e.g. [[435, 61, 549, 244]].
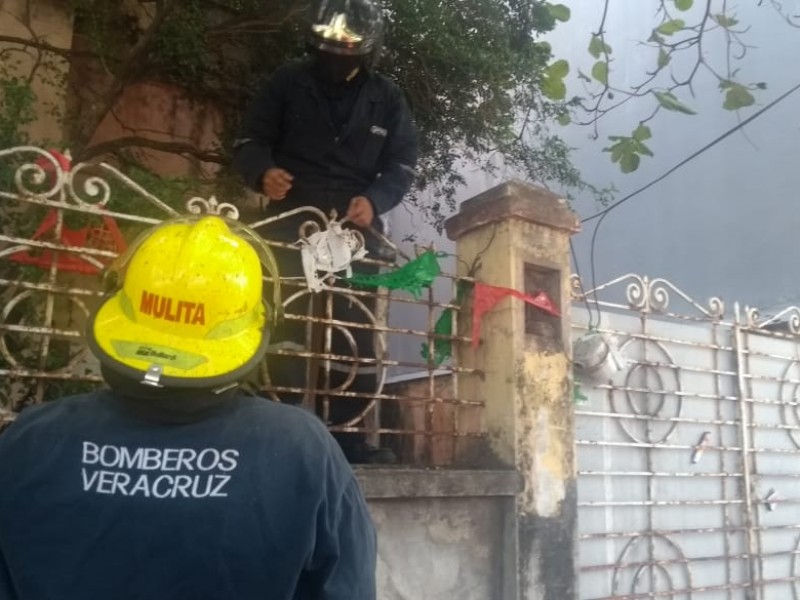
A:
[[0, 391, 376, 600]]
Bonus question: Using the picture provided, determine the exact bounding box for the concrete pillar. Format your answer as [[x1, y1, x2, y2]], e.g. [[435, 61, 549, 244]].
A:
[[445, 180, 580, 600]]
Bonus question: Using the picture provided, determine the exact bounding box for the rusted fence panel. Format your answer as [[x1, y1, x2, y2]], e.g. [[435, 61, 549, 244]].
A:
[[0, 146, 483, 465]]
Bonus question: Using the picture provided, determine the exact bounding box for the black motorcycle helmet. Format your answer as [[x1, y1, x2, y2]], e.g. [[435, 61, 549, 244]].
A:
[[308, 0, 384, 58]]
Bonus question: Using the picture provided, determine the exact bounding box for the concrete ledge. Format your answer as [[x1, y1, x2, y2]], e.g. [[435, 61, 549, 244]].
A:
[[355, 468, 522, 499], [445, 179, 580, 241]]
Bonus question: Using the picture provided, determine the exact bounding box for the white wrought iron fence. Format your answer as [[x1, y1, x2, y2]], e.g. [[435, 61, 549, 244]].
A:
[[574, 274, 800, 600]]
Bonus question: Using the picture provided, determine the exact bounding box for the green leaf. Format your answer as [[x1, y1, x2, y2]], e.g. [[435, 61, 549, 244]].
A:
[[541, 60, 569, 100], [713, 13, 739, 28], [633, 140, 654, 157], [589, 36, 603, 59], [657, 19, 686, 35], [604, 137, 630, 163], [620, 152, 640, 173], [541, 77, 567, 101], [605, 129, 656, 173], [674, 0, 694, 10], [604, 142, 624, 163], [591, 61, 609, 85], [723, 84, 755, 110], [653, 90, 697, 114], [632, 124, 652, 142], [556, 112, 571, 126], [548, 59, 569, 79], [657, 48, 670, 68], [547, 3, 571, 22], [588, 35, 612, 59]]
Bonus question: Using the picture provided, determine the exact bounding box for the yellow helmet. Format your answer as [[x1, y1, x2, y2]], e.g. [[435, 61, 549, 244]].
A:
[[87, 216, 281, 389]]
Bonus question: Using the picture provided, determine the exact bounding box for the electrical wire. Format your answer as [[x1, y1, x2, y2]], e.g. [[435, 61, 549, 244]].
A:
[[578, 80, 800, 324], [581, 80, 800, 224], [570, 239, 597, 329], [588, 210, 609, 327]]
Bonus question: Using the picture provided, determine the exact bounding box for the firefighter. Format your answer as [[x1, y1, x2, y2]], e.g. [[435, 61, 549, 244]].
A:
[[0, 216, 376, 600], [232, 0, 418, 463]]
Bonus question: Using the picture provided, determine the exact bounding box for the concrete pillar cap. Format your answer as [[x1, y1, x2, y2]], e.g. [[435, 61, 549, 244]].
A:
[[445, 180, 581, 241]]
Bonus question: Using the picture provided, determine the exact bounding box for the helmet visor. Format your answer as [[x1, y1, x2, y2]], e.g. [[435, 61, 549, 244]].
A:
[[310, 0, 383, 55]]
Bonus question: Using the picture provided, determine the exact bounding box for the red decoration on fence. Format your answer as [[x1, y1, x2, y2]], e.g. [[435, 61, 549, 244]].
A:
[[36, 149, 72, 175], [9, 210, 127, 275], [471, 282, 560, 348], [8, 149, 127, 275]]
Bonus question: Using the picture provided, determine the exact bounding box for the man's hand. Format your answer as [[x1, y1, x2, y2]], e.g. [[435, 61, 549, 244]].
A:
[[261, 168, 294, 200], [347, 196, 374, 228]]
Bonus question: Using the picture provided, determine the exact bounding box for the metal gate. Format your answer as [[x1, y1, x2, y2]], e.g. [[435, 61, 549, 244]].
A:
[[575, 274, 800, 599]]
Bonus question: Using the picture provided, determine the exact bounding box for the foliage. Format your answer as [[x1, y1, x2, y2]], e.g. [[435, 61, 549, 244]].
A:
[[2, 0, 799, 216], [381, 0, 566, 218], [0, 77, 36, 148], [2, 0, 592, 230], [562, 0, 799, 172]]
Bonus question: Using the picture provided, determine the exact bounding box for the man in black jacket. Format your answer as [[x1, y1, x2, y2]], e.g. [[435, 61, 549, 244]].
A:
[[233, 0, 417, 233], [232, 0, 418, 463]]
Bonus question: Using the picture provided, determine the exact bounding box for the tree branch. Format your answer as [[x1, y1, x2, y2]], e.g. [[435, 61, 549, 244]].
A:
[[77, 136, 226, 164], [75, 0, 179, 152], [0, 34, 96, 60]]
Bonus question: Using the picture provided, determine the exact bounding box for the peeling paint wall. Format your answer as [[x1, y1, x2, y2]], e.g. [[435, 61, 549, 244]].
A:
[[370, 497, 507, 600], [516, 352, 573, 517]]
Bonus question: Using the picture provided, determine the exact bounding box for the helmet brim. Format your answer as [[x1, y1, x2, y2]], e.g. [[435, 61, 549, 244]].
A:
[[310, 36, 376, 56], [87, 293, 270, 390]]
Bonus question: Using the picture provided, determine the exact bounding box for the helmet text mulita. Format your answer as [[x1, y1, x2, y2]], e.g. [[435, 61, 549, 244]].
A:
[[140, 290, 206, 325]]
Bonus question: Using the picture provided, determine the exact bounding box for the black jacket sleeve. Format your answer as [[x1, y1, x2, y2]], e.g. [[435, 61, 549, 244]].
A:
[[299, 438, 377, 600], [231, 67, 292, 193], [0, 547, 16, 600], [364, 84, 418, 216], [317, 478, 377, 599]]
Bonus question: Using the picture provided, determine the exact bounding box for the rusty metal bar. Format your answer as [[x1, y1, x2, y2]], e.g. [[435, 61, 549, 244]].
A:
[[579, 499, 745, 507], [266, 346, 480, 378], [577, 440, 741, 451], [0, 277, 101, 297], [583, 545, 800, 571], [583, 574, 800, 600], [711, 321, 734, 600], [0, 369, 102, 381], [579, 470, 742, 477], [326, 426, 485, 436], [284, 312, 474, 344], [263, 384, 484, 406], [584, 582, 754, 600]]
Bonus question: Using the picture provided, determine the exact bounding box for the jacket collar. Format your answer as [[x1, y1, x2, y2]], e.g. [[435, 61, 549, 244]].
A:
[[295, 60, 383, 101], [101, 366, 241, 425]]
